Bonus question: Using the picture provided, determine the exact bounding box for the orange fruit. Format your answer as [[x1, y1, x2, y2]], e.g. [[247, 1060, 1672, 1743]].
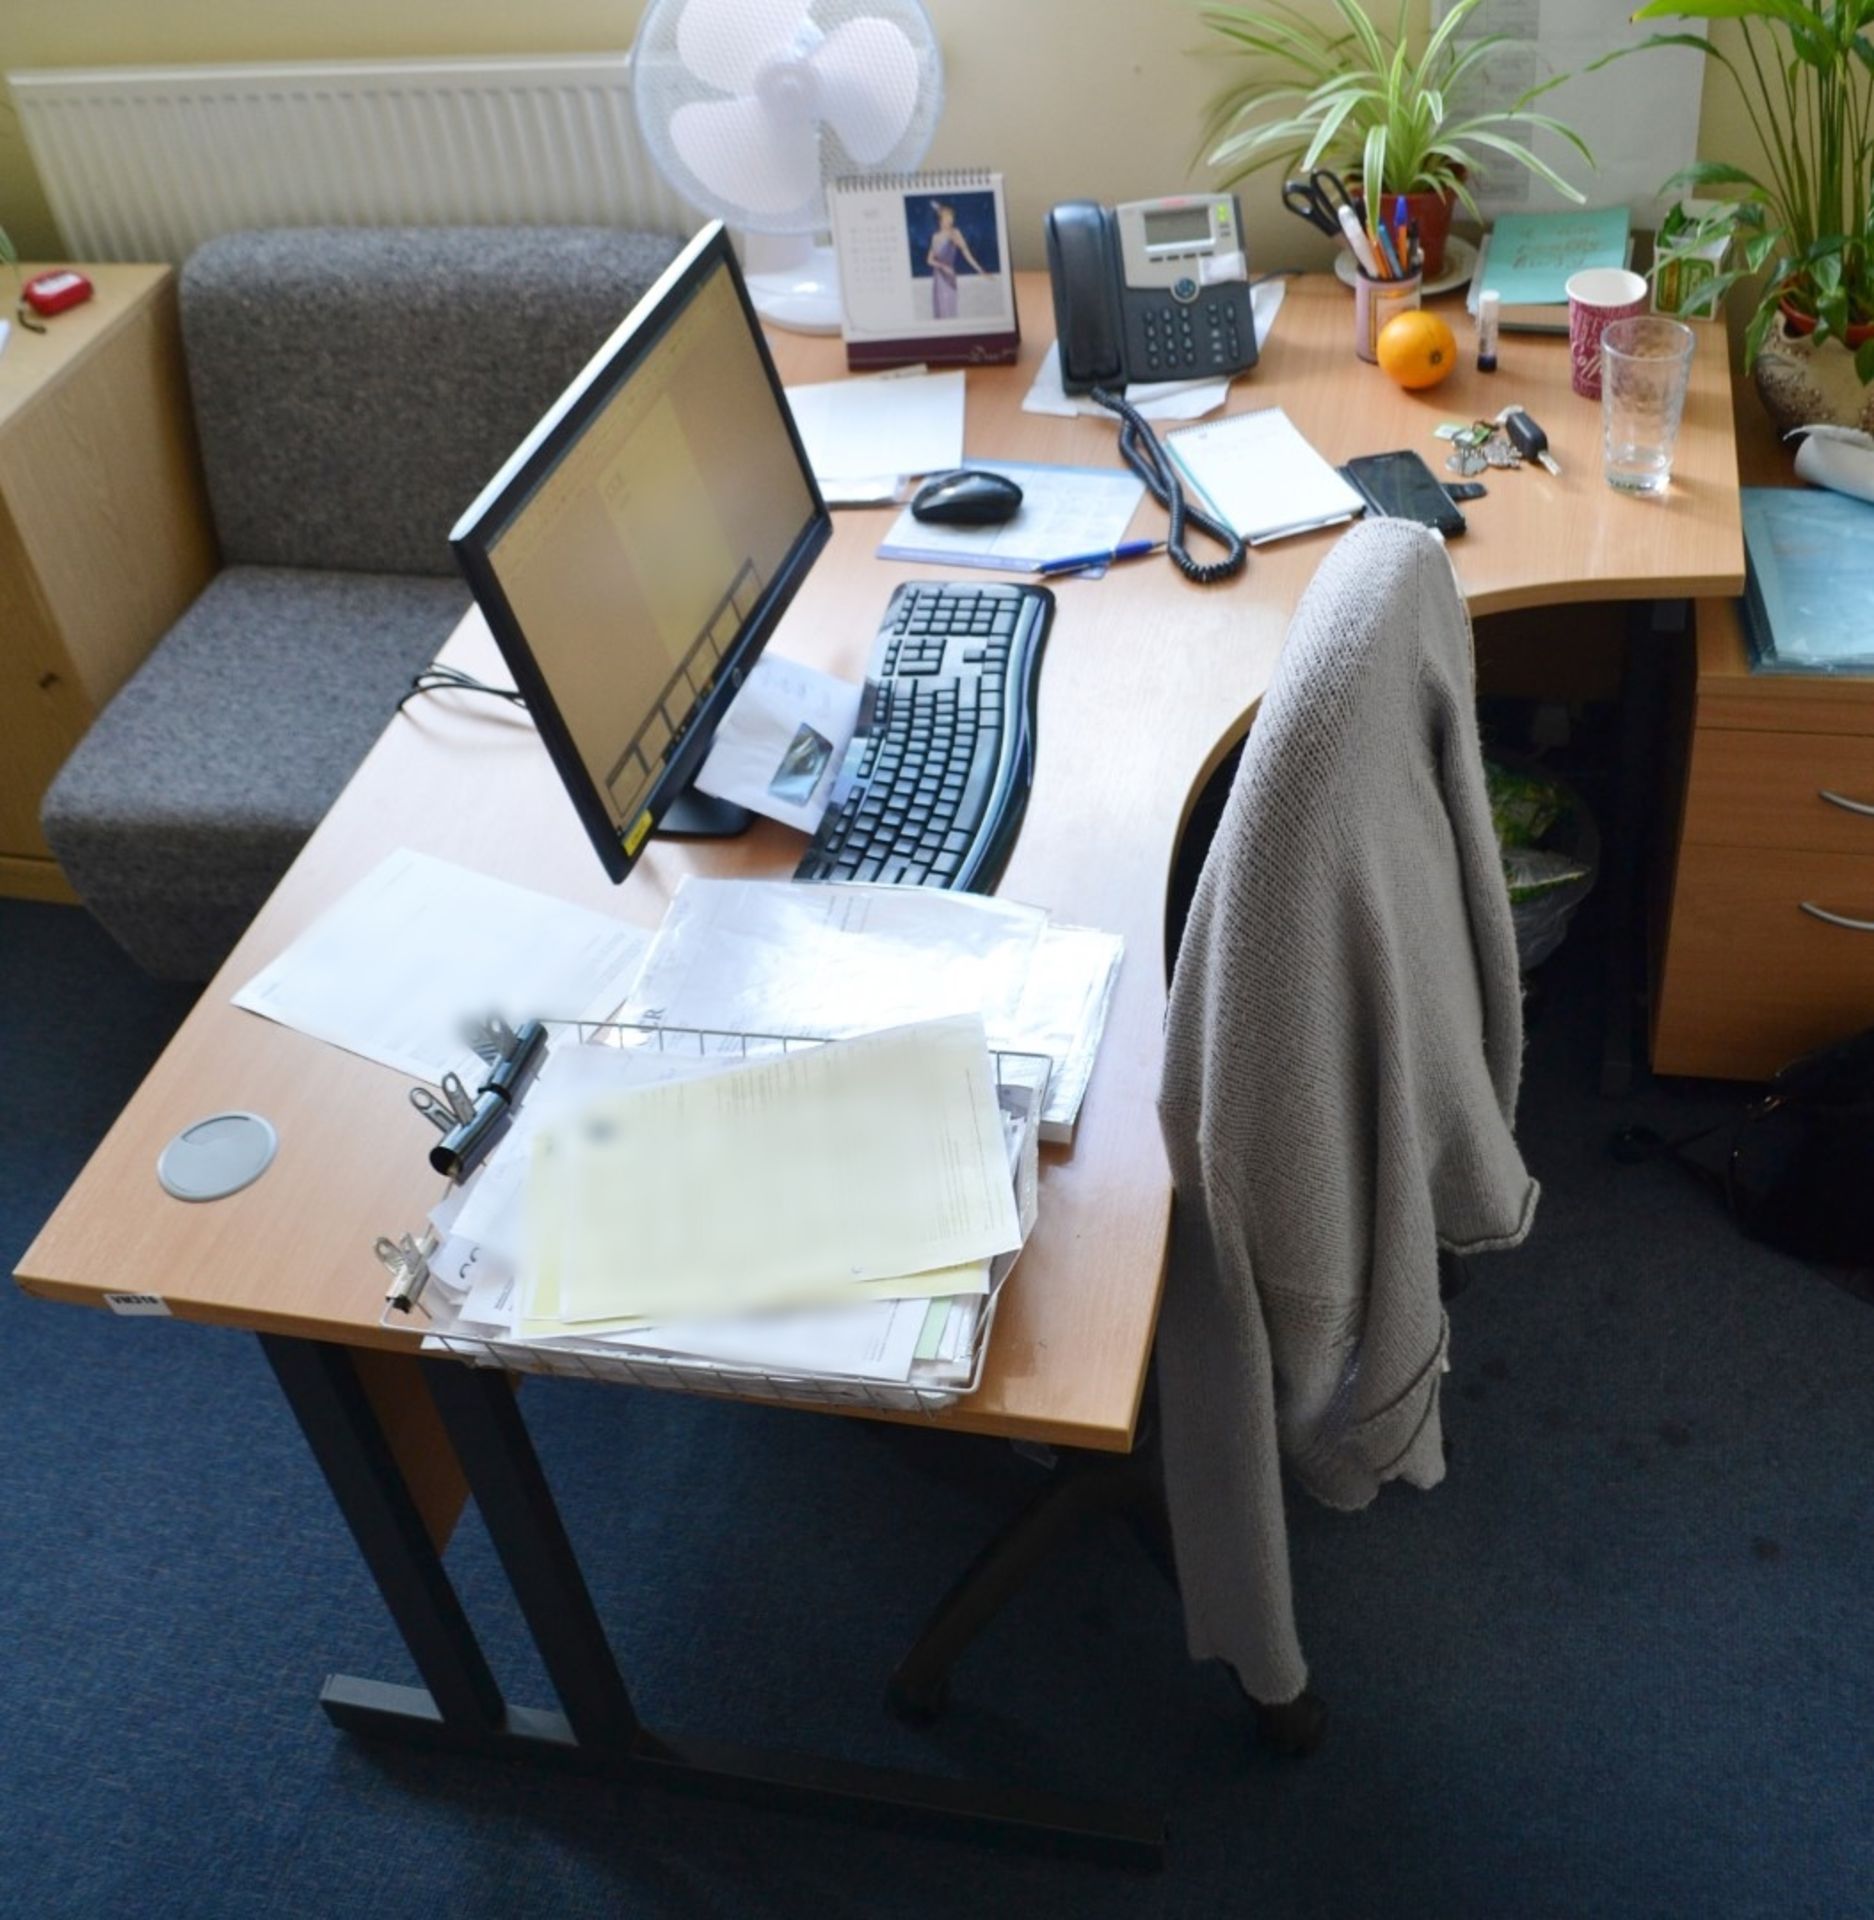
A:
[[1375, 310, 1458, 390]]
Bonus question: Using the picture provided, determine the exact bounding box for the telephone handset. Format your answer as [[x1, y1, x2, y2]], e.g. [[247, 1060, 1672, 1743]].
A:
[[1044, 195, 1258, 393], [1043, 194, 1256, 585]]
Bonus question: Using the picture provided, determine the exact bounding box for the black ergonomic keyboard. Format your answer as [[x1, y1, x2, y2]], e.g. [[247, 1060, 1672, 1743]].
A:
[[794, 580, 1052, 892]]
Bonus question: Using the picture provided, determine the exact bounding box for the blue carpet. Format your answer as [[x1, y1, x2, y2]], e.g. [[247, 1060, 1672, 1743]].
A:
[[3, 895, 1870, 1919]]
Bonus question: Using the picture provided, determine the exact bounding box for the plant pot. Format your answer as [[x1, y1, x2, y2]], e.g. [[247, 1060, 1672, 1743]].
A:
[[1754, 309, 1874, 436], [1351, 184, 1458, 279], [1775, 296, 1874, 348]]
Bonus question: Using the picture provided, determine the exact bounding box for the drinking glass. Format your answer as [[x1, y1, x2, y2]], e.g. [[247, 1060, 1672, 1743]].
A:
[[1600, 317, 1696, 494]]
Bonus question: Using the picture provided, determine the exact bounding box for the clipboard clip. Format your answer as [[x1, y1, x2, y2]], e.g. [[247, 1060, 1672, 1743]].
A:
[[375, 1232, 433, 1313], [409, 1071, 477, 1134], [417, 1016, 550, 1184]]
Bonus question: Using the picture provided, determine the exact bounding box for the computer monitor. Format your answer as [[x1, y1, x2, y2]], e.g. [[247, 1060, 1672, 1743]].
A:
[[451, 223, 830, 883]]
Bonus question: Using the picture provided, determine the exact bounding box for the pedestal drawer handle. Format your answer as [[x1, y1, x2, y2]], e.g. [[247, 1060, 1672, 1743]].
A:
[[1819, 788, 1874, 819], [1800, 902, 1874, 932]]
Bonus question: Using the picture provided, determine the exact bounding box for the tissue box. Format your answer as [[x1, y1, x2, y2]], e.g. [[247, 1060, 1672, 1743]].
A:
[[1653, 199, 1729, 319]]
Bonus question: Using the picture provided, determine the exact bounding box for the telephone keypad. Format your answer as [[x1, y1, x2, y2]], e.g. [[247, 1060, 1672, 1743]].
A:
[[1134, 294, 1251, 378]]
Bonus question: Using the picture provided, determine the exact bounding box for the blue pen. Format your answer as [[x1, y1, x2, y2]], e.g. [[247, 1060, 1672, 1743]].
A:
[[1035, 538, 1163, 578]]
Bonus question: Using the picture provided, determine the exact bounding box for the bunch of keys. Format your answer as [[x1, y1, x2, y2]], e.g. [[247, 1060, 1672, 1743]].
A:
[[1442, 407, 1562, 478]]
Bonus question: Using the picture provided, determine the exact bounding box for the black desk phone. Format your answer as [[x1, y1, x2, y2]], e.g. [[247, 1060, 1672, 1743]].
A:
[[1045, 195, 1259, 394]]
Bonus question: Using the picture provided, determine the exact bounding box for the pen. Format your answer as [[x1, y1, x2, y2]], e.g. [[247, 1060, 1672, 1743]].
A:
[[1035, 539, 1164, 578], [1336, 203, 1383, 280], [1374, 220, 1403, 279]]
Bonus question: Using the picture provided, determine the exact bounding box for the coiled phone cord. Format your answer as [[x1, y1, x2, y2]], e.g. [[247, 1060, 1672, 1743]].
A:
[[1090, 385, 1246, 586]]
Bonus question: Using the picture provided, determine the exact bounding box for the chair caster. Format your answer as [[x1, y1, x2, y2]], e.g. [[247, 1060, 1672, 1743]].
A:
[[885, 1670, 948, 1728], [1255, 1689, 1327, 1757]]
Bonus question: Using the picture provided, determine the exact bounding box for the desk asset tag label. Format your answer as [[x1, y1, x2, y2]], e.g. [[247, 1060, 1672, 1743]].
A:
[[104, 1293, 172, 1317]]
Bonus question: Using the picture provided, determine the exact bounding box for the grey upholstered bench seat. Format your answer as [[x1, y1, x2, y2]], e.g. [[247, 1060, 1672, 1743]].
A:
[[41, 567, 468, 980], [40, 224, 682, 980]]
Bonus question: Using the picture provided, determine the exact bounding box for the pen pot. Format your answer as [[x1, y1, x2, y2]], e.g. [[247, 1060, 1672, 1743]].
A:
[[1353, 269, 1422, 364]]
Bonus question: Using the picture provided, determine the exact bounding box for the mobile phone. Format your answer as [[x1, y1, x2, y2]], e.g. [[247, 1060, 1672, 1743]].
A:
[[1339, 449, 1467, 536]]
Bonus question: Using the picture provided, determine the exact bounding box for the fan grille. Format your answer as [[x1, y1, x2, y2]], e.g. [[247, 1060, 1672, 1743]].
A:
[[634, 0, 943, 235]]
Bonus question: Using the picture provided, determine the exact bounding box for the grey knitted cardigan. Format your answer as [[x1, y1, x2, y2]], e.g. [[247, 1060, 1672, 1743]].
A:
[[1157, 518, 1539, 1706]]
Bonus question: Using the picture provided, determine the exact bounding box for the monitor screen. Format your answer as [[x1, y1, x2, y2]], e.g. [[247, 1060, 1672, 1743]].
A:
[[451, 223, 830, 882]]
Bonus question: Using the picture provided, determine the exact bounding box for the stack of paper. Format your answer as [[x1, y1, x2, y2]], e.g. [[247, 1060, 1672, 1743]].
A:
[[782, 368, 966, 503], [620, 877, 1123, 1144], [413, 1017, 1042, 1398], [1162, 407, 1365, 546]]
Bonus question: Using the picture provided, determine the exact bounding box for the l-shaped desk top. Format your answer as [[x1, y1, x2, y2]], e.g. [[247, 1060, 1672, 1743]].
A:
[[17, 272, 1745, 1452]]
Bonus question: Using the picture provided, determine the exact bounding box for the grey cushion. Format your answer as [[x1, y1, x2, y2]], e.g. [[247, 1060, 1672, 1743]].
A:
[[42, 566, 468, 980], [182, 226, 683, 576]]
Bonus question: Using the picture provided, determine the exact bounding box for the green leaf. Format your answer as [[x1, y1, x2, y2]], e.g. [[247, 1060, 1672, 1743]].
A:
[[1742, 296, 1780, 372], [1325, 0, 1387, 71], [1745, 227, 1786, 270], [1300, 89, 1364, 170], [1632, 0, 1835, 65], [1447, 127, 1590, 202], [1856, 335, 1874, 382], [1362, 118, 1390, 209], [1414, 0, 1483, 90], [1660, 159, 1771, 194]]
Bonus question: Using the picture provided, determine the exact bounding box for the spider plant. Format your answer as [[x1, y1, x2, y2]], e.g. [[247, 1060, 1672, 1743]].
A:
[[1198, 0, 1592, 230], [1593, 1, 1874, 379]]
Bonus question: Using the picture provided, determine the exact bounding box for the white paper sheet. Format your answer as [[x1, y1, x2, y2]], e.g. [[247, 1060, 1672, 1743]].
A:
[[620, 877, 1119, 1140], [876, 461, 1146, 574], [1021, 280, 1287, 422], [1430, 0, 1706, 226], [624, 878, 1047, 1043], [231, 848, 651, 1084], [783, 368, 966, 484], [692, 654, 863, 833], [536, 1014, 1022, 1325]]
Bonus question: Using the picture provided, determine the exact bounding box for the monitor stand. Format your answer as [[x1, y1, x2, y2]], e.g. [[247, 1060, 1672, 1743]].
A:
[[658, 787, 752, 838]]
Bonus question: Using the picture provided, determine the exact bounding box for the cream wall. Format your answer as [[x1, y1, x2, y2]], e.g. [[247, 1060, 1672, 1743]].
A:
[[0, 1, 1758, 273]]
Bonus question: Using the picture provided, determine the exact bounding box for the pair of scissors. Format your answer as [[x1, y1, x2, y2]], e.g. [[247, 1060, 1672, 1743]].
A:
[[1280, 169, 1356, 239]]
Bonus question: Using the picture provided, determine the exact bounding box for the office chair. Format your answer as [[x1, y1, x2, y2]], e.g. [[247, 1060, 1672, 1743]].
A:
[[884, 731, 1327, 1759]]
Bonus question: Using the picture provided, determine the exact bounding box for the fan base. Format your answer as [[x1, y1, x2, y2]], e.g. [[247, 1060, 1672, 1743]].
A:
[[744, 239, 843, 335]]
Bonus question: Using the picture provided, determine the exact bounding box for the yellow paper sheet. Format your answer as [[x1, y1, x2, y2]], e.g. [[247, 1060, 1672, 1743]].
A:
[[532, 1014, 1020, 1326]]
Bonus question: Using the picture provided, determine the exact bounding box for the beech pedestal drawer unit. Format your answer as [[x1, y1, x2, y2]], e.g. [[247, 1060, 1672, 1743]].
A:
[[1653, 599, 1874, 1080], [0, 264, 216, 902]]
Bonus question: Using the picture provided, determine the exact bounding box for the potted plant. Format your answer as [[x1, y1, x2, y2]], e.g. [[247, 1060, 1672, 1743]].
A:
[[1598, 1, 1874, 423], [1198, 0, 1593, 280]]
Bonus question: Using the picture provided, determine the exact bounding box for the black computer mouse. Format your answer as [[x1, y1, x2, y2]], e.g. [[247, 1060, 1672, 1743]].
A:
[[910, 469, 1025, 526]]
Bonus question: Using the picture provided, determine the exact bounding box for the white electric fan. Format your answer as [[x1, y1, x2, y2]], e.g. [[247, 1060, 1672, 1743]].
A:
[[632, 0, 944, 331]]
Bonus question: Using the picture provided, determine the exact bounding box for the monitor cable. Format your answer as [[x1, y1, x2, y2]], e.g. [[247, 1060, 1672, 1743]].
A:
[[397, 663, 528, 716], [1089, 385, 1246, 586]]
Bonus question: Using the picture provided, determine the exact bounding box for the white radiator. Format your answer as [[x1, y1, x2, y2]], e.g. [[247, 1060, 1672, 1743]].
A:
[[8, 55, 704, 262]]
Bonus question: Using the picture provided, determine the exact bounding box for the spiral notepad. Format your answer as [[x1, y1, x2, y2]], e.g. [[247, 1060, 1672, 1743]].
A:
[[827, 169, 1021, 370]]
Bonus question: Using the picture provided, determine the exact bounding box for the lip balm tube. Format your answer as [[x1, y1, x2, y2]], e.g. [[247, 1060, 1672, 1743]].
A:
[[1477, 290, 1501, 373]]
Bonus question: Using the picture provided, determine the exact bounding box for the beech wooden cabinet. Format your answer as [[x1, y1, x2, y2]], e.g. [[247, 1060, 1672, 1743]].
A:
[[1653, 599, 1874, 1079], [0, 264, 216, 901]]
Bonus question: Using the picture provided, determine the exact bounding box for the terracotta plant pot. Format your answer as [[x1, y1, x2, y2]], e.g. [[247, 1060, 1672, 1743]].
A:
[[1776, 296, 1874, 349], [1754, 308, 1874, 435], [1350, 183, 1458, 279]]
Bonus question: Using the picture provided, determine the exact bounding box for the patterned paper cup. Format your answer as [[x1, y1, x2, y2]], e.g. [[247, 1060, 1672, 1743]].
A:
[[1567, 268, 1649, 399]]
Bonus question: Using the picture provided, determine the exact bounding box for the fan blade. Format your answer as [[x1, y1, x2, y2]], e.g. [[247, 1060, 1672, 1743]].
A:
[[675, 0, 814, 97], [808, 17, 922, 165], [670, 96, 821, 216]]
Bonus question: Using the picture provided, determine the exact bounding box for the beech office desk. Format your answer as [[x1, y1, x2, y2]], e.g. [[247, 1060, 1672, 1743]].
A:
[[17, 272, 1745, 1860]]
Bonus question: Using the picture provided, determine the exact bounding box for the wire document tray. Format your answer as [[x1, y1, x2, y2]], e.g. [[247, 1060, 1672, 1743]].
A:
[[378, 1019, 1048, 1417]]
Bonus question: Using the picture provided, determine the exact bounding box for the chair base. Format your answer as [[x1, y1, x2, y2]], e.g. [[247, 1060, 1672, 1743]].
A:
[[886, 1414, 1327, 1758]]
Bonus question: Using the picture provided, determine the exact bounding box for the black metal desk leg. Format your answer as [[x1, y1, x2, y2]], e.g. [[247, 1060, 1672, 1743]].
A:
[[418, 1358, 640, 1755], [419, 1356, 1167, 1866], [260, 1334, 506, 1741]]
